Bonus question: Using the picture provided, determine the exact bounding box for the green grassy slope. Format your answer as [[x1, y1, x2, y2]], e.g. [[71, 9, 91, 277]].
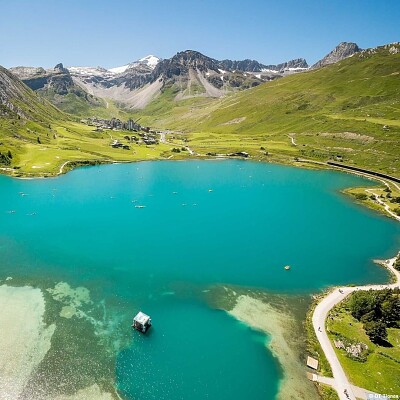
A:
[[0, 65, 68, 169], [1, 44, 399, 177], [327, 296, 400, 394], [132, 43, 400, 176], [40, 88, 107, 116], [0, 68, 172, 176]]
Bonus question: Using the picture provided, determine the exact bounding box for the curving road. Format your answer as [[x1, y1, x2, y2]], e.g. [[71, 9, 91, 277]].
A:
[[312, 255, 400, 400]]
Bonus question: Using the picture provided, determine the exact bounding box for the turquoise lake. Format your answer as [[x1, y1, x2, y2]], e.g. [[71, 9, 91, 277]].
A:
[[0, 160, 399, 399]]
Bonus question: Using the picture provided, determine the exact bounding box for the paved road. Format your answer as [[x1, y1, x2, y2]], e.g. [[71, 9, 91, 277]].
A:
[[312, 375, 384, 400], [312, 255, 400, 400]]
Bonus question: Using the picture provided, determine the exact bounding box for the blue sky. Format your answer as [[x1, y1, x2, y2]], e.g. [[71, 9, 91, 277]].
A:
[[0, 0, 399, 68]]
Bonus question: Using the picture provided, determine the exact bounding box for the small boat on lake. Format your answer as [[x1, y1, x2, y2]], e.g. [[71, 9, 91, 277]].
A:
[[135, 205, 146, 209], [284, 265, 291, 270]]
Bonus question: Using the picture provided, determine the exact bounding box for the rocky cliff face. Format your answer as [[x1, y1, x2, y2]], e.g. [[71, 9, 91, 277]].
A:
[[11, 63, 74, 95], [0, 66, 30, 118], [312, 42, 361, 69], [0, 65, 63, 120], [118, 64, 154, 90], [265, 58, 308, 71], [149, 50, 264, 94], [218, 59, 266, 72], [219, 57, 308, 72], [151, 50, 220, 80], [8, 51, 311, 112], [11, 63, 103, 111]]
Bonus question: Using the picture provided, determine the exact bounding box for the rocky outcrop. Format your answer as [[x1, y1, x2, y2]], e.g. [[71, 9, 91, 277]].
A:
[[0, 65, 63, 120], [151, 50, 220, 81], [10, 63, 103, 111], [118, 64, 154, 90], [1, 66, 31, 118], [219, 57, 308, 72], [265, 58, 308, 71], [218, 59, 266, 72], [148, 50, 264, 95], [7, 66, 46, 80], [8, 51, 311, 112], [312, 42, 361, 69], [11, 63, 74, 95], [54, 63, 69, 74]]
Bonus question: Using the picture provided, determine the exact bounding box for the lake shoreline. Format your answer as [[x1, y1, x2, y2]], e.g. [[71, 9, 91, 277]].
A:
[[306, 253, 400, 399], [225, 291, 319, 400]]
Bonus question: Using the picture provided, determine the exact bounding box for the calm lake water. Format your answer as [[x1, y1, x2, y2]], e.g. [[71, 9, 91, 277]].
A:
[[0, 160, 399, 399]]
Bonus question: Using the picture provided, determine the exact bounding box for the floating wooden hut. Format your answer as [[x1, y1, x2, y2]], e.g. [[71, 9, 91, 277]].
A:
[[132, 311, 152, 333]]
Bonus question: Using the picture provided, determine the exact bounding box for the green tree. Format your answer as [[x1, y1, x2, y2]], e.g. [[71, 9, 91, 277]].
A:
[[355, 193, 368, 200], [381, 296, 400, 327], [349, 291, 375, 320], [364, 320, 388, 343]]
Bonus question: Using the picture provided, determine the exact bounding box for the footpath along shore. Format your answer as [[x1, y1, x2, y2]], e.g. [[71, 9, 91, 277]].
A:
[[312, 254, 400, 400]]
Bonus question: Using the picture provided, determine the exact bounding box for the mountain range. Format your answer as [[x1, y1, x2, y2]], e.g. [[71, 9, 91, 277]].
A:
[[8, 42, 360, 113], [1, 41, 399, 178]]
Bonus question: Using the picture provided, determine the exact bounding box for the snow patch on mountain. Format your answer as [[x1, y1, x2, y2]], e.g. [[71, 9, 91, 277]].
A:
[[108, 55, 161, 74], [108, 65, 130, 74], [138, 55, 160, 69], [68, 66, 115, 78]]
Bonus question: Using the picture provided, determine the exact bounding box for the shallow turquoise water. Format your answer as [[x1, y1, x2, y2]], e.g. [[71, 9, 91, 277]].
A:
[[0, 160, 399, 399]]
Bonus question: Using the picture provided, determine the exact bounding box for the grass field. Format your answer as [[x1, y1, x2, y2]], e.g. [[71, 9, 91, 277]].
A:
[[129, 44, 400, 177], [0, 120, 181, 177], [344, 184, 400, 219], [327, 297, 400, 395]]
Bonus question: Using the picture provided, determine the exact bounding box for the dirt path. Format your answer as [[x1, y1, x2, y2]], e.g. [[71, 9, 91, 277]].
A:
[[58, 161, 71, 175], [288, 134, 297, 146], [312, 255, 400, 400]]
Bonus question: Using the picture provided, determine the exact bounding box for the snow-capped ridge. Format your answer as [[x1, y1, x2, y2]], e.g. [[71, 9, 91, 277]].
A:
[[108, 65, 130, 74], [137, 55, 160, 69], [68, 66, 113, 77], [108, 55, 161, 74]]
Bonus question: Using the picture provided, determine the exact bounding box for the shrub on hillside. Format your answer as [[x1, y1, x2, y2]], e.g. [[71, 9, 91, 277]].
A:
[[349, 289, 400, 343], [355, 193, 368, 200], [395, 257, 400, 271], [364, 320, 388, 343]]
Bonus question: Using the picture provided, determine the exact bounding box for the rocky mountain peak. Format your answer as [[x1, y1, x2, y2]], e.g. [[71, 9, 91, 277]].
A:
[[312, 42, 361, 69], [54, 63, 69, 74], [152, 50, 220, 81], [218, 57, 308, 73], [172, 50, 219, 69], [218, 59, 265, 72], [135, 55, 160, 69]]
